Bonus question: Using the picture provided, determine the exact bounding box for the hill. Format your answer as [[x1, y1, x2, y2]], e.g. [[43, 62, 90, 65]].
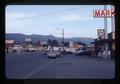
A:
[[6, 33, 94, 44]]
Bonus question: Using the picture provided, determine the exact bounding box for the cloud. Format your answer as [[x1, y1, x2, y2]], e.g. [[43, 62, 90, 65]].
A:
[[6, 12, 32, 21], [61, 14, 93, 22], [62, 15, 82, 21]]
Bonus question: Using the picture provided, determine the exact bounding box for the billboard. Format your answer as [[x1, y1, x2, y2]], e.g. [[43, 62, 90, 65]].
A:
[[93, 10, 115, 18], [6, 40, 14, 44], [25, 38, 32, 42]]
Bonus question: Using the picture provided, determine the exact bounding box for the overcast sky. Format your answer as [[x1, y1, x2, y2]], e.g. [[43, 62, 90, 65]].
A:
[[6, 5, 113, 38]]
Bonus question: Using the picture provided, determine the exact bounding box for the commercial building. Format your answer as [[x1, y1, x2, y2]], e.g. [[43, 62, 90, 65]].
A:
[[86, 44, 95, 52], [5, 40, 14, 53], [91, 32, 115, 59], [69, 41, 84, 49], [40, 41, 48, 47]]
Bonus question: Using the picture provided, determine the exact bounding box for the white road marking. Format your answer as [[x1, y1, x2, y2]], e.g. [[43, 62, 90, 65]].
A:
[[23, 57, 61, 79]]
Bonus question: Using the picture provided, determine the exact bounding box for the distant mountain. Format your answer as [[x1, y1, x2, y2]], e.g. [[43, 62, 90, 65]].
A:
[[6, 33, 94, 44], [6, 33, 26, 44], [65, 37, 94, 44]]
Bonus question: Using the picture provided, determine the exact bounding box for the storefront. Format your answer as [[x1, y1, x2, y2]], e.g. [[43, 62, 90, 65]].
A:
[[91, 32, 115, 59], [5, 40, 14, 53]]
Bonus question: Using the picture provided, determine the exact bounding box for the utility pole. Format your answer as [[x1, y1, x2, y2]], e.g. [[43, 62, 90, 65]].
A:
[[111, 5, 115, 59], [104, 5, 108, 59], [111, 5, 115, 32], [57, 27, 64, 52], [62, 28, 64, 52]]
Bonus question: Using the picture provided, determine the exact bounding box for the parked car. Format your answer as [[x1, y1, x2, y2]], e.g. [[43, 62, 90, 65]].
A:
[[77, 50, 92, 56], [47, 50, 61, 58], [61, 50, 70, 54], [75, 49, 83, 55], [64, 48, 76, 54], [40, 50, 48, 55], [25, 48, 36, 52]]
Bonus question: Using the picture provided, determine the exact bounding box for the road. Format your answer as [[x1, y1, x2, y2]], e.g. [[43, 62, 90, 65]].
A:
[[5, 52, 115, 79]]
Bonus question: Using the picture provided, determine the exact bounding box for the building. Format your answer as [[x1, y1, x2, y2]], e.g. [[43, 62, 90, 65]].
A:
[[91, 32, 115, 59], [25, 38, 32, 45], [69, 41, 84, 49], [40, 41, 48, 47], [12, 45, 23, 53], [86, 44, 95, 52], [74, 42, 84, 49], [69, 42, 74, 48], [5, 40, 14, 53], [25, 38, 32, 42], [108, 32, 115, 58]]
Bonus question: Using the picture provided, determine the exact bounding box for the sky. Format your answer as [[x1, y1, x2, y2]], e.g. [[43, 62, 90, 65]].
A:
[[6, 5, 114, 38]]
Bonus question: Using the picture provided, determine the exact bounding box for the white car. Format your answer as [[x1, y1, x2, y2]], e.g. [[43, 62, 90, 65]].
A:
[[47, 50, 61, 58], [75, 50, 83, 54], [25, 48, 35, 52], [64, 48, 77, 54]]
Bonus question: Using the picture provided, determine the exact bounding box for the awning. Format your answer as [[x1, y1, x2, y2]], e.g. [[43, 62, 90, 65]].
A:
[[91, 39, 115, 44]]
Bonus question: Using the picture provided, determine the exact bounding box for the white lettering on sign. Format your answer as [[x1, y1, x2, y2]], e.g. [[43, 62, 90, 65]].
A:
[[93, 10, 115, 18]]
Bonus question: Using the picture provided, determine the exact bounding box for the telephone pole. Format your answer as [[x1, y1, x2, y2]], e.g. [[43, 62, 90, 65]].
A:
[[57, 27, 64, 52], [111, 5, 115, 58], [104, 5, 108, 58], [111, 5, 115, 32], [62, 28, 64, 52]]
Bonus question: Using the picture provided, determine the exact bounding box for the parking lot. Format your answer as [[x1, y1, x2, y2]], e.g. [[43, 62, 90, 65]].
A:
[[5, 52, 115, 79]]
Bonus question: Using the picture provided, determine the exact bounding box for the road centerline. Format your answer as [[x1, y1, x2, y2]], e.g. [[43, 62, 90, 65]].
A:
[[23, 57, 61, 79]]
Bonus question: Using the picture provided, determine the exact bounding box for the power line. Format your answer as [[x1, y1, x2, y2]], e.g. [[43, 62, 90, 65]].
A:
[[7, 7, 84, 22]]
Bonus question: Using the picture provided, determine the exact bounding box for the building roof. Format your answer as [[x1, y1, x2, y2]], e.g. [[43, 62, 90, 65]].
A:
[[91, 39, 115, 44], [91, 32, 115, 44], [86, 44, 95, 47], [41, 41, 48, 44]]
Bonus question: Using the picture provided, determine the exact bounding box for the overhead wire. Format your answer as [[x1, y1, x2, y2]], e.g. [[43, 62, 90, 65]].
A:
[[7, 6, 85, 22]]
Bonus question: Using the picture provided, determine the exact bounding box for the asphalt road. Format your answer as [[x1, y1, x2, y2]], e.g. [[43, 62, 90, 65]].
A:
[[5, 52, 115, 79]]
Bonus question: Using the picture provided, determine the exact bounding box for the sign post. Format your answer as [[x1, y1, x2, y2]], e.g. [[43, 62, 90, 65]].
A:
[[111, 5, 115, 59], [104, 5, 108, 59], [93, 5, 115, 59], [97, 29, 105, 40]]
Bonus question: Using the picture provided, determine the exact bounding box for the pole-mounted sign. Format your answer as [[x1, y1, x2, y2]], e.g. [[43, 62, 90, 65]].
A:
[[97, 29, 105, 40], [93, 10, 115, 18]]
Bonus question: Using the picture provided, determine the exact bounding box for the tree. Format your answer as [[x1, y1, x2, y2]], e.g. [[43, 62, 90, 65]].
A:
[[64, 42, 69, 47], [37, 41, 41, 46], [51, 39, 59, 47], [47, 39, 52, 46], [76, 41, 82, 45]]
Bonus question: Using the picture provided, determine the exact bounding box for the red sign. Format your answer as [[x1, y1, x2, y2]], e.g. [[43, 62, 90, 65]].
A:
[[93, 10, 115, 18]]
